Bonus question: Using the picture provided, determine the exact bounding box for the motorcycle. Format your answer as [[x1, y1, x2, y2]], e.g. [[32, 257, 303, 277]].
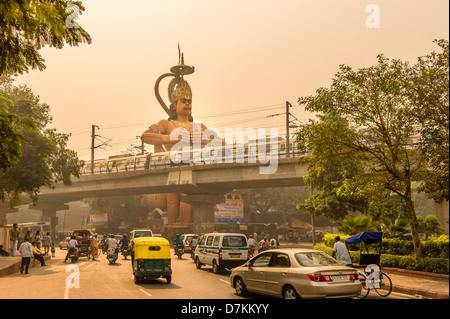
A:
[[101, 241, 108, 254], [248, 246, 255, 259], [190, 246, 196, 260], [176, 244, 184, 259], [107, 247, 118, 264], [68, 247, 79, 263], [121, 246, 131, 260]]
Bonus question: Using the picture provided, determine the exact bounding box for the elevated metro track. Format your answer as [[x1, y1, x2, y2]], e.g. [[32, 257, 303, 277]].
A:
[[36, 157, 308, 203]]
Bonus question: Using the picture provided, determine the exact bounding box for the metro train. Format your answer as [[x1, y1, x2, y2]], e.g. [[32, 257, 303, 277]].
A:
[[80, 140, 301, 175]]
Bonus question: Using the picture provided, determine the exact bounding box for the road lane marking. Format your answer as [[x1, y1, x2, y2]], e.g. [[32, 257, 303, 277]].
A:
[[219, 279, 229, 285], [140, 289, 152, 297], [84, 262, 96, 270]]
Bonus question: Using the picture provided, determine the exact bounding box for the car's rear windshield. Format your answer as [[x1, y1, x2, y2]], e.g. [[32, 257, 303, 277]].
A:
[[135, 231, 152, 237], [295, 252, 342, 267], [222, 236, 247, 247]]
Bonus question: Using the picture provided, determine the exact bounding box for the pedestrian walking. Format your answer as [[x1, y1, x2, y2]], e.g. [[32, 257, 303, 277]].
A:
[[269, 235, 279, 249], [34, 231, 43, 249], [332, 236, 353, 267], [31, 242, 47, 266], [9, 223, 20, 257], [42, 232, 52, 256], [91, 234, 99, 261], [18, 238, 33, 274]]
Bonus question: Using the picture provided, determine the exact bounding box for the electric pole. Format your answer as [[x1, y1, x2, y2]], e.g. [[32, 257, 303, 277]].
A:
[[286, 101, 292, 157], [91, 125, 99, 174]]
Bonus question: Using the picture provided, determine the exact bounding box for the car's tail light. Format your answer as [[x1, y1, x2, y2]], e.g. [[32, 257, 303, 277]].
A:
[[349, 273, 358, 281], [307, 274, 332, 282], [219, 249, 222, 258]]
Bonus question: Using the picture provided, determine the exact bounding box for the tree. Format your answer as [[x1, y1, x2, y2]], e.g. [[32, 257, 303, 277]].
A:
[[0, 77, 82, 205], [338, 215, 374, 235], [0, 0, 92, 75], [0, 95, 34, 172], [406, 39, 449, 203], [375, 215, 410, 239], [296, 42, 448, 257], [295, 113, 369, 222], [417, 215, 444, 239]]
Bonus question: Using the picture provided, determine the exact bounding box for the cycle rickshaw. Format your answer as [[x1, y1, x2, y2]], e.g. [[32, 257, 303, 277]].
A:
[[345, 231, 392, 298]]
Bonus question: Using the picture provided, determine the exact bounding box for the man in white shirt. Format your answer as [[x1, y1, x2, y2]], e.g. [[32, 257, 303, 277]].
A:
[[64, 235, 78, 262], [107, 234, 119, 255], [18, 238, 33, 274], [332, 236, 353, 267]]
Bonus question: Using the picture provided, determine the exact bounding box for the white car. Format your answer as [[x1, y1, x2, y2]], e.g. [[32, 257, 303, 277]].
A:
[[130, 229, 153, 240], [230, 248, 361, 299]]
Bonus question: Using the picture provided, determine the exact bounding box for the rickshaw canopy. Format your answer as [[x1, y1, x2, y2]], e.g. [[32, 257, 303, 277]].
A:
[[133, 237, 171, 259], [345, 232, 383, 244]]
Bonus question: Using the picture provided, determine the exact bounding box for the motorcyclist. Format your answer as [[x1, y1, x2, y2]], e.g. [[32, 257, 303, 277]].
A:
[[107, 234, 119, 256], [173, 234, 183, 255], [64, 235, 78, 262], [119, 234, 130, 253], [247, 235, 257, 258]]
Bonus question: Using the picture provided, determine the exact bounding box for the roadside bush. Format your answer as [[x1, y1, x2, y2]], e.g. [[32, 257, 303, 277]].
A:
[[323, 234, 449, 259], [314, 243, 449, 274]]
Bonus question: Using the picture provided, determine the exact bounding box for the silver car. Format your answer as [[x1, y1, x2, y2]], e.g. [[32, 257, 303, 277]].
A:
[[230, 248, 361, 299]]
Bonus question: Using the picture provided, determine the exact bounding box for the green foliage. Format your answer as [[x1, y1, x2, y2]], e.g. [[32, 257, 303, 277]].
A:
[[316, 240, 449, 274], [324, 233, 449, 259], [338, 215, 374, 235], [417, 215, 444, 239], [0, 77, 82, 205], [374, 215, 410, 239], [296, 40, 450, 257], [406, 39, 449, 203], [0, 0, 92, 75]]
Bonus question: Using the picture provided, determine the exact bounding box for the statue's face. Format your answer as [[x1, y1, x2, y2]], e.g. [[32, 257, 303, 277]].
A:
[[175, 95, 192, 116]]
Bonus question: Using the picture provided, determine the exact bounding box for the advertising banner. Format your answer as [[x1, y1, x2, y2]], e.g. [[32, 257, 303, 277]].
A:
[[214, 199, 244, 223], [87, 213, 108, 225]]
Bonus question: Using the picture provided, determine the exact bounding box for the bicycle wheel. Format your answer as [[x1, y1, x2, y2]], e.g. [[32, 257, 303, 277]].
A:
[[374, 272, 392, 297], [356, 271, 370, 299]]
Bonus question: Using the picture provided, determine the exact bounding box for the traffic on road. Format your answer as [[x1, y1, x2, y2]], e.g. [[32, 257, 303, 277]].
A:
[[0, 232, 420, 301]]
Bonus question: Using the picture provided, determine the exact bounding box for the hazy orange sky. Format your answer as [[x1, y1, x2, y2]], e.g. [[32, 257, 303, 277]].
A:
[[15, 0, 449, 161]]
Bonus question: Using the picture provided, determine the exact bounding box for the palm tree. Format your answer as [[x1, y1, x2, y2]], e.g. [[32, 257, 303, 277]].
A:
[[338, 215, 373, 235], [376, 215, 410, 238]]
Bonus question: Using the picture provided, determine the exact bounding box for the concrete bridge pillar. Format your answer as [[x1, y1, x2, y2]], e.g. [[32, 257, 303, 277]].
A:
[[29, 202, 69, 235], [182, 194, 224, 234], [0, 202, 18, 226]]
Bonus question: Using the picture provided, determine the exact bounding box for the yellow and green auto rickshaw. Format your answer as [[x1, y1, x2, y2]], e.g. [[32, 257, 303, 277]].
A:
[[131, 237, 172, 284]]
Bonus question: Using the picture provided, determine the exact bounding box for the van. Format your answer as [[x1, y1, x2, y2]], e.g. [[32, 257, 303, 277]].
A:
[[194, 233, 248, 273]]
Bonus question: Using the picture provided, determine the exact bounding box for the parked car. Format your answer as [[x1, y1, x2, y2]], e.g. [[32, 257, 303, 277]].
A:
[[59, 237, 71, 250], [230, 248, 361, 299], [180, 233, 199, 253]]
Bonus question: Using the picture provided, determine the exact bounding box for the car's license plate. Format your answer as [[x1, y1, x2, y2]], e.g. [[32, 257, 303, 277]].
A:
[[229, 253, 241, 258], [331, 275, 349, 281]]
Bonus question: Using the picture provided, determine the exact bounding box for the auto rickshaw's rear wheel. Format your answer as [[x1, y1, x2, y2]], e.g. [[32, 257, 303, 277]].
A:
[[134, 275, 141, 284], [165, 275, 172, 284]]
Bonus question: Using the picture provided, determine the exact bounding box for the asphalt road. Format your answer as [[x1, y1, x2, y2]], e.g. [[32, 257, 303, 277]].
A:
[[0, 248, 418, 300]]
